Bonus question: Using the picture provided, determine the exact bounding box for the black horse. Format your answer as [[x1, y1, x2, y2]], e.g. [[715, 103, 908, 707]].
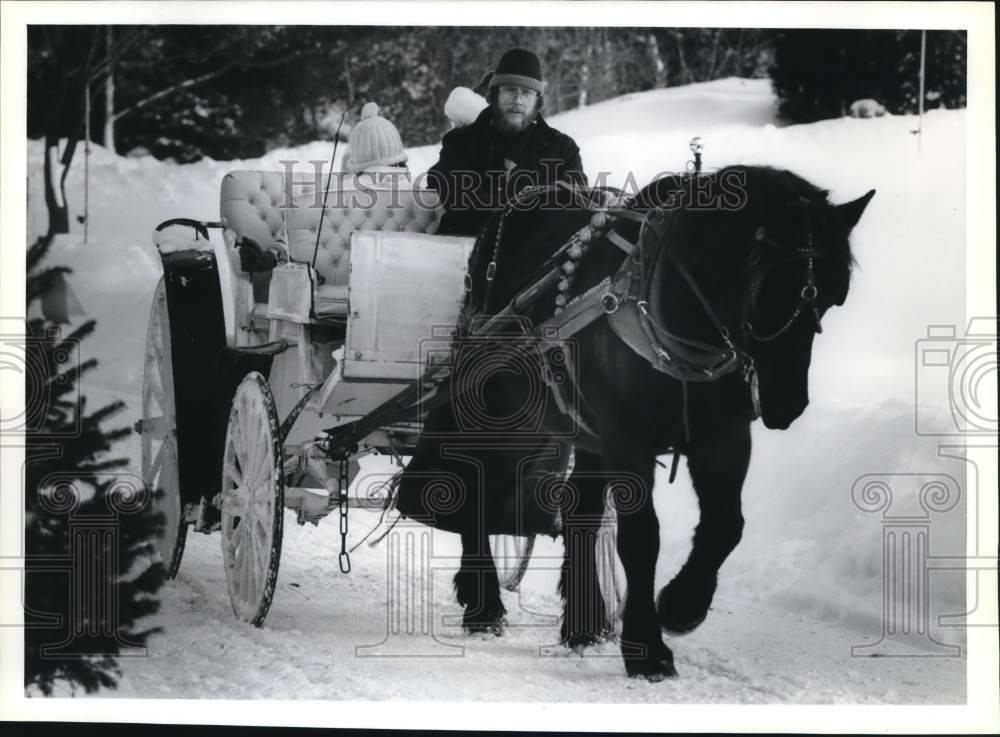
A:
[[397, 165, 874, 681]]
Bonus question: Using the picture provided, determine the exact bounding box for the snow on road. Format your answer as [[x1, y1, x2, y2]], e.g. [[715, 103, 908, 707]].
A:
[[107, 509, 961, 703], [28, 78, 968, 702]]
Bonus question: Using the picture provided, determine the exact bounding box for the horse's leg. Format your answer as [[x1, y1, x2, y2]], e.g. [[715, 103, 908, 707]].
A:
[[560, 448, 613, 648], [454, 526, 507, 636], [657, 420, 750, 634], [609, 449, 677, 680]]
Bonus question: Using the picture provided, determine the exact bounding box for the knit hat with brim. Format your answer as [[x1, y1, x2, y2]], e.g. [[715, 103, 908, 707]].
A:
[[488, 48, 544, 94], [347, 102, 408, 173]]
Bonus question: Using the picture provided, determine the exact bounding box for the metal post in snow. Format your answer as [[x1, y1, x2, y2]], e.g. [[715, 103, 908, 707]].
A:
[[917, 30, 927, 153], [83, 81, 91, 243]]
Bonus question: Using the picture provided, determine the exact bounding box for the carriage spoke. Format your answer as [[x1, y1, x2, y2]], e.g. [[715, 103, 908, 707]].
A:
[[250, 438, 269, 492], [230, 425, 247, 479], [257, 540, 269, 593], [242, 515, 255, 588], [233, 532, 246, 587], [148, 441, 165, 481], [147, 378, 166, 415], [247, 413, 268, 485], [225, 522, 242, 553], [224, 457, 244, 488], [254, 503, 270, 532], [241, 528, 254, 601]]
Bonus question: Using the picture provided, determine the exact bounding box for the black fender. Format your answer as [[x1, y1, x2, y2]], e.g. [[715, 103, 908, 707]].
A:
[[159, 248, 281, 526], [159, 248, 229, 510]]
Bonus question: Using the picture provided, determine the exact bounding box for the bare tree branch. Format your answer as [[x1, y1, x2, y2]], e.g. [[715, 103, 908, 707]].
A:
[[111, 48, 322, 124], [111, 63, 235, 122], [86, 29, 147, 83]]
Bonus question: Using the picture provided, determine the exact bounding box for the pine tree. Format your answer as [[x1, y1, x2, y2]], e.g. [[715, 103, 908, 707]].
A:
[[24, 234, 165, 695]]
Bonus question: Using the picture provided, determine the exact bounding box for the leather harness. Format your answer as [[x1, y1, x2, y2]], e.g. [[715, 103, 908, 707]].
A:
[[466, 184, 827, 449]]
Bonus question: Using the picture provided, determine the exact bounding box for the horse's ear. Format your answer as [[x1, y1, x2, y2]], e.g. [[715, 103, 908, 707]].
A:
[[835, 189, 876, 231]]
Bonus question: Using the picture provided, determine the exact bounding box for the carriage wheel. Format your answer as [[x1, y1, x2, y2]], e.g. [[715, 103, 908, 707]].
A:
[[490, 534, 536, 592], [219, 372, 284, 625], [597, 489, 627, 625], [141, 277, 187, 578]]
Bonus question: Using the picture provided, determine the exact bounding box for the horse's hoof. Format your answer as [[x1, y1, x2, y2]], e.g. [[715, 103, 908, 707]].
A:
[[562, 625, 616, 650], [625, 656, 679, 681], [660, 610, 708, 636], [622, 638, 678, 681], [656, 576, 715, 635], [464, 615, 507, 637]]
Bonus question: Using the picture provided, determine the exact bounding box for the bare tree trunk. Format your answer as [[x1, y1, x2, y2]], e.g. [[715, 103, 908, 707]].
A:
[[673, 31, 694, 85], [731, 29, 745, 77], [646, 33, 666, 88], [343, 55, 355, 104], [706, 29, 723, 81], [103, 26, 115, 152], [43, 139, 69, 236]]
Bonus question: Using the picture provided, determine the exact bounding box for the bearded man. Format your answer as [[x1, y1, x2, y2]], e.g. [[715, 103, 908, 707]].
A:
[[428, 47, 588, 236]]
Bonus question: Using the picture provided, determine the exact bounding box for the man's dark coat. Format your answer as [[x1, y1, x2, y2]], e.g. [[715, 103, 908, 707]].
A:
[[428, 106, 587, 236]]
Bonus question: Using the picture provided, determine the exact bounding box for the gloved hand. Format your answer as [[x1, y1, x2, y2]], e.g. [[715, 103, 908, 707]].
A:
[[237, 237, 280, 272]]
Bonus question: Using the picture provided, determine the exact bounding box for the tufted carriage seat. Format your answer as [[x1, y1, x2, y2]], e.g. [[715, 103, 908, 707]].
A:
[[219, 167, 442, 318], [285, 168, 442, 314]]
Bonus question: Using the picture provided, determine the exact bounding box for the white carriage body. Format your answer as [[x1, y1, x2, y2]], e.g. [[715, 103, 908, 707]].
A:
[[146, 165, 590, 624], [216, 167, 473, 445]]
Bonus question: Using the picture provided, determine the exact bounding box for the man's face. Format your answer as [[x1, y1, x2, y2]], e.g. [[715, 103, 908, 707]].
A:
[[493, 85, 539, 134]]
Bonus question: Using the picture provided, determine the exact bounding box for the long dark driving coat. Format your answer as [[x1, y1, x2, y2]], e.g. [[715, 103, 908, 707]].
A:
[[397, 109, 588, 536], [427, 106, 587, 237]]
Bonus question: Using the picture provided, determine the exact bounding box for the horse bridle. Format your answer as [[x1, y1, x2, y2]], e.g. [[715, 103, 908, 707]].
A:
[[740, 208, 826, 343]]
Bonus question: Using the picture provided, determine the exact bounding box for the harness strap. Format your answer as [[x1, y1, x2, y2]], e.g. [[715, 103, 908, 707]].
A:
[[605, 251, 741, 381], [535, 276, 613, 342], [606, 229, 637, 256], [658, 245, 733, 346], [533, 277, 612, 438], [540, 345, 598, 438]]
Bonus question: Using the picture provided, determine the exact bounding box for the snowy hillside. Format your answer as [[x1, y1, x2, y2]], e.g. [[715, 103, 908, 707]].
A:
[[25, 78, 969, 703]]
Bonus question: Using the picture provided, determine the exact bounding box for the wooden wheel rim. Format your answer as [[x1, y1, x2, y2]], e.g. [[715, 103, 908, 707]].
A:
[[220, 372, 284, 625], [141, 278, 187, 577]]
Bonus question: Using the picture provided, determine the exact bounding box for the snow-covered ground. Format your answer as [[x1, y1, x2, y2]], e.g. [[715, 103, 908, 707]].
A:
[[26, 78, 971, 702]]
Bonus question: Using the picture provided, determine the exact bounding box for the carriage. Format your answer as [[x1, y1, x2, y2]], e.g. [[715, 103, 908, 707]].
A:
[[139, 165, 624, 626]]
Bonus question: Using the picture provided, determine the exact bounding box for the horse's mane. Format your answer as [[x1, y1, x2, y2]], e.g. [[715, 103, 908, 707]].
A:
[[629, 165, 831, 213]]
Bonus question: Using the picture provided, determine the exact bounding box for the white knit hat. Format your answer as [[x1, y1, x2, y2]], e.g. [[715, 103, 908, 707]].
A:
[[346, 102, 408, 173]]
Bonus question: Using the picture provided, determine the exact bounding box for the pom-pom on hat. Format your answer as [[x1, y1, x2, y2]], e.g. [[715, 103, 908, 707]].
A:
[[346, 102, 408, 173], [488, 48, 544, 94]]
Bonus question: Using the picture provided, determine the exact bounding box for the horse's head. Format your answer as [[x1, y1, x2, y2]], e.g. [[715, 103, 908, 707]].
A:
[[729, 167, 875, 429]]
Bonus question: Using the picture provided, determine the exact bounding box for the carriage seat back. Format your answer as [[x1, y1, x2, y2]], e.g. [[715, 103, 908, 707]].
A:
[[284, 168, 442, 289], [219, 170, 298, 254], [220, 168, 442, 316]]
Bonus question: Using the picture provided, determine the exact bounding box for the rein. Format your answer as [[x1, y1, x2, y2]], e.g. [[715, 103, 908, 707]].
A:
[[741, 213, 825, 342], [627, 208, 744, 381]]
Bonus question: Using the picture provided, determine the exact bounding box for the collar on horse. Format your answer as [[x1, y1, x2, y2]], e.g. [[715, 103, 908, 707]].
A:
[[602, 208, 745, 383]]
